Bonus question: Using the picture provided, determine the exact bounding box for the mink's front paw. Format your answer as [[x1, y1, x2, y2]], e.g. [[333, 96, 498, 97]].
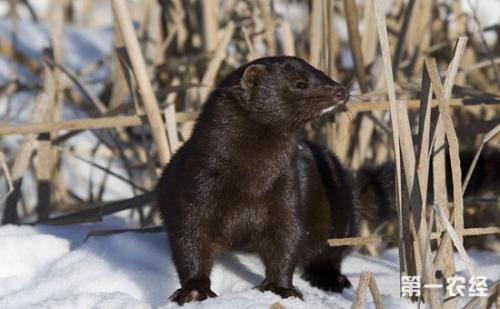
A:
[[257, 282, 304, 300], [170, 284, 217, 306], [302, 266, 351, 292]]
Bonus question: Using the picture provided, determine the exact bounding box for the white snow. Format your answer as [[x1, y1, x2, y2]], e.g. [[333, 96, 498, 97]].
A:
[[0, 221, 498, 309]]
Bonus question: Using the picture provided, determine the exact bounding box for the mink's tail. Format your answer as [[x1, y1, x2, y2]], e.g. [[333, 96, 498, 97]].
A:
[[355, 163, 397, 232], [354, 147, 500, 232]]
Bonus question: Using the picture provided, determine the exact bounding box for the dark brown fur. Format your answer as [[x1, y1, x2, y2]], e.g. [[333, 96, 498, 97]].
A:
[[356, 147, 500, 235], [156, 56, 355, 305]]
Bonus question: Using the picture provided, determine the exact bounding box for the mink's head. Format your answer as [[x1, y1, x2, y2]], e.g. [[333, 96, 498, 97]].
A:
[[229, 56, 349, 129]]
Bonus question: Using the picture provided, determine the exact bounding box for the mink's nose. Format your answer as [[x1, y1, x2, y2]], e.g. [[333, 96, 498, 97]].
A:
[[334, 87, 349, 102]]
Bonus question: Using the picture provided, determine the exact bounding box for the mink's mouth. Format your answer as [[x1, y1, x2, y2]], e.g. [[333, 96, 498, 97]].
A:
[[309, 95, 349, 117], [320, 104, 339, 115], [308, 86, 349, 116]]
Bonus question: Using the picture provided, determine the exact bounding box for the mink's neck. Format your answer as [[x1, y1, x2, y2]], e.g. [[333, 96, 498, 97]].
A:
[[191, 96, 300, 173]]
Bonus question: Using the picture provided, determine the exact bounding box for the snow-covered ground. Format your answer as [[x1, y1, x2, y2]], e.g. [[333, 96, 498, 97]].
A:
[[0, 217, 498, 309]]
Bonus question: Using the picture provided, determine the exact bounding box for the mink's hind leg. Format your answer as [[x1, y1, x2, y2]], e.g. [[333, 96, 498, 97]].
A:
[[168, 232, 217, 305], [301, 248, 351, 292]]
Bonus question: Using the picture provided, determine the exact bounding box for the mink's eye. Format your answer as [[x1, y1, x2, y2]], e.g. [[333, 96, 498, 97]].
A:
[[295, 81, 307, 89]]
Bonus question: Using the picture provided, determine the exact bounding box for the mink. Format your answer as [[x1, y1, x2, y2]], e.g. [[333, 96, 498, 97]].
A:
[[156, 56, 357, 305]]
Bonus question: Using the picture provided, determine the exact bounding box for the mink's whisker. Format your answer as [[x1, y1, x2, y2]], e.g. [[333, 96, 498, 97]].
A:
[[350, 93, 371, 100], [348, 96, 364, 102]]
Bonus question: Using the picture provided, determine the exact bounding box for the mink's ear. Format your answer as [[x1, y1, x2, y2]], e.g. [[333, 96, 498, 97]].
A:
[[241, 64, 267, 92]]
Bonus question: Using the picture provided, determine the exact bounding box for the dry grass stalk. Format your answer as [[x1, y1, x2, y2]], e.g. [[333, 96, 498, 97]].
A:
[[256, 0, 276, 55], [35, 2, 66, 220], [241, 26, 257, 60], [111, 0, 171, 166], [462, 57, 500, 71], [372, 0, 441, 306], [358, 220, 379, 256], [36, 62, 57, 220], [371, 0, 413, 287], [43, 56, 107, 114], [109, 16, 128, 110], [350, 116, 375, 169], [0, 111, 199, 137], [56, 146, 148, 193], [0, 152, 13, 206], [353, 272, 384, 309], [391, 0, 415, 78], [141, 0, 164, 71], [353, 271, 371, 309], [40, 192, 155, 225], [425, 51, 473, 308], [199, 21, 236, 102], [0, 98, 495, 137], [426, 37, 468, 240], [420, 38, 467, 307], [0, 115, 145, 136], [309, 0, 322, 67], [3, 94, 49, 223], [432, 204, 476, 276], [280, 21, 295, 56], [361, 0, 378, 66], [328, 236, 383, 247], [328, 226, 500, 247], [431, 99, 454, 286], [435, 227, 500, 238], [164, 78, 181, 153], [343, 0, 367, 92], [201, 0, 219, 53]]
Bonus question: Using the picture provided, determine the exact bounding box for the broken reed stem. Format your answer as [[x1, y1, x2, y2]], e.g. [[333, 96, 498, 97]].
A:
[[432, 204, 476, 276], [353, 272, 371, 308], [353, 272, 384, 309], [1, 98, 495, 137], [111, 0, 171, 166], [327, 227, 500, 247], [426, 37, 468, 242]]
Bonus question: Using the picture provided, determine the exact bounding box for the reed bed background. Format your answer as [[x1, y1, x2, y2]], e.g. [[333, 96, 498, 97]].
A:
[[0, 0, 499, 307]]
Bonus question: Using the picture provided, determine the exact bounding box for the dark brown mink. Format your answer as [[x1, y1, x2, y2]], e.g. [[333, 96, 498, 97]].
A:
[[156, 56, 356, 305]]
